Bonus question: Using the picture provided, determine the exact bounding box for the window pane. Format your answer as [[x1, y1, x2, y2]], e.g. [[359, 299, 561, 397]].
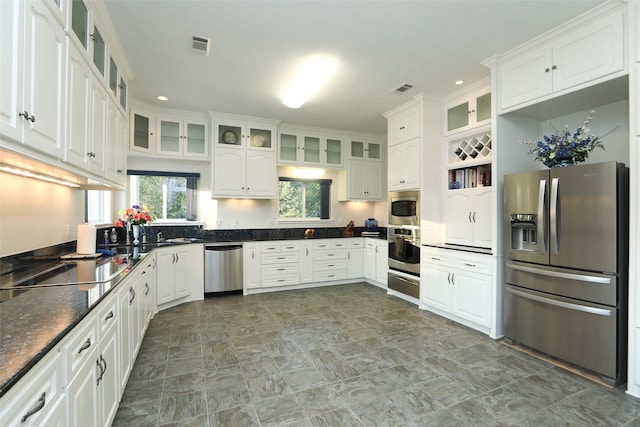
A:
[[166, 177, 187, 219], [305, 182, 321, 218], [132, 174, 195, 222], [279, 181, 303, 218]]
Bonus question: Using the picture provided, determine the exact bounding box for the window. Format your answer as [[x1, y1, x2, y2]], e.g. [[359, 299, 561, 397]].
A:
[[279, 177, 331, 219], [86, 190, 111, 224], [128, 170, 199, 222]]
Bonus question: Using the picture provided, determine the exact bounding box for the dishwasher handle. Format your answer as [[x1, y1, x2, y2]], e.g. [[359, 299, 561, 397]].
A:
[[205, 245, 243, 251]]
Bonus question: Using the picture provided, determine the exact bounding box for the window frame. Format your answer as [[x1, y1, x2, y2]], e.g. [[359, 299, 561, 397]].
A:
[[278, 177, 331, 220]]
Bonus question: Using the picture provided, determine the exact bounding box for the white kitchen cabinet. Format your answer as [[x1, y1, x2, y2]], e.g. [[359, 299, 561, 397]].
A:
[[443, 84, 491, 136], [212, 148, 276, 199], [261, 242, 300, 288], [213, 114, 277, 151], [445, 187, 492, 249], [277, 128, 344, 168], [388, 137, 421, 191], [156, 245, 190, 305], [499, 5, 625, 112], [340, 159, 383, 201], [386, 103, 420, 146], [157, 115, 208, 158], [0, 0, 66, 158], [129, 104, 155, 154], [117, 275, 134, 391], [105, 99, 127, 186], [0, 348, 66, 427], [349, 139, 382, 160], [363, 238, 387, 286], [313, 240, 347, 282], [300, 242, 313, 283], [421, 247, 494, 334], [243, 243, 260, 290], [346, 239, 364, 279]]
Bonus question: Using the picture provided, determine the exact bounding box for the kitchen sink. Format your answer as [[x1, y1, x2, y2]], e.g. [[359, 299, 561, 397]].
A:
[[161, 237, 200, 243]]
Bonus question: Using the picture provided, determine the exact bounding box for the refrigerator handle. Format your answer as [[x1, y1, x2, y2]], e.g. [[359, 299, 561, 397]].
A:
[[537, 179, 547, 254], [550, 177, 560, 255]]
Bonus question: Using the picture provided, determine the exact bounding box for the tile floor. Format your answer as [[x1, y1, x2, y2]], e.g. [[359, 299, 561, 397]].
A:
[[113, 283, 640, 426]]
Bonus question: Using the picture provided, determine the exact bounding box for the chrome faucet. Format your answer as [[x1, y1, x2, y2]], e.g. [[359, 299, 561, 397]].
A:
[[157, 232, 163, 242]]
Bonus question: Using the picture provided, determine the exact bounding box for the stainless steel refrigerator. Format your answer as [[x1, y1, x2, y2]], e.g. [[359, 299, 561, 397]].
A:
[[503, 161, 628, 385]]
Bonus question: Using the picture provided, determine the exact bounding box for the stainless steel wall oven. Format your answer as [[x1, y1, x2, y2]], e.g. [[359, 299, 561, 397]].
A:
[[388, 226, 420, 299]]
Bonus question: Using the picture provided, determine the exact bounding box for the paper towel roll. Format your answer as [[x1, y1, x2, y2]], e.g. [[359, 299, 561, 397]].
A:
[[77, 223, 96, 255]]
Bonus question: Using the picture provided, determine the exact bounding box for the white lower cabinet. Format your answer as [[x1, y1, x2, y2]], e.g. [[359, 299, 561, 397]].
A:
[[445, 187, 492, 249], [243, 242, 261, 290], [364, 238, 387, 286], [300, 242, 313, 283], [63, 292, 119, 427], [421, 247, 495, 335], [156, 245, 191, 305], [0, 349, 66, 427], [346, 239, 364, 279], [313, 240, 347, 282], [261, 242, 300, 288]]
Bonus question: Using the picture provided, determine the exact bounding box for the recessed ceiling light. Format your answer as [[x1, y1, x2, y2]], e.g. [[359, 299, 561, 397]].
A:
[[282, 58, 336, 109], [156, 95, 169, 101], [455, 80, 464, 85]]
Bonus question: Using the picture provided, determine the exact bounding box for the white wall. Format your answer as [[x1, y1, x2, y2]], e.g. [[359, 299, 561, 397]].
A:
[[127, 156, 385, 230], [0, 172, 85, 257]]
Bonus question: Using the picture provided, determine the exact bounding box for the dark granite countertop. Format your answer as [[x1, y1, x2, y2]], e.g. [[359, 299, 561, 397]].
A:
[[0, 229, 386, 397]]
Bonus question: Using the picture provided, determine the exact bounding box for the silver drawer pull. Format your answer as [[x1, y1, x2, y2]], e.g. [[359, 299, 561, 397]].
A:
[[464, 263, 476, 267], [277, 268, 285, 271], [328, 264, 335, 267], [277, 279, 285, 282], [21, 392, 46, 422], [105, 311, 114, 321], [277, 256, 285, 260], [431, 257, 440, 261], [78, 338, 92, 354]]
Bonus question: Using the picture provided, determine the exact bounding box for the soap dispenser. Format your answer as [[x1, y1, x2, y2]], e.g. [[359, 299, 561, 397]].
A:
[[110, 228, 118, 244]]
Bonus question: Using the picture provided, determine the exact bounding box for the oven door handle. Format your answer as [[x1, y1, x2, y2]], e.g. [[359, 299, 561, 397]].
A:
[[506, 287, 612, 317], [393, 275, 419, 286]]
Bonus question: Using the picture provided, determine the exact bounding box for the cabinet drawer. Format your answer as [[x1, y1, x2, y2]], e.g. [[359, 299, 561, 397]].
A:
[[331, 240, 347, 249], [1, 350, 63, 427], [313, 240, 331, 250], [263, 276, 299, 288], [347, 239, 364, 248], [262, 252, 298, 264], [280, 242, 299, 252], [97, 293, 118, 338], [314, 249, 346, 261], [421, 249, 450, 266], [261, 242, 281, 252], [314, 260, 347, 272], [60, 316, 98, 385], [454, 255, 492, 275], [262, 264, 299, 277], [314, 271, 347, 282]]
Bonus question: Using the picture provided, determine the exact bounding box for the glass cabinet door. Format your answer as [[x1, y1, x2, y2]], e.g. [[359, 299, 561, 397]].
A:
[[476, 93, 492, 123], [119, 77, 126, 110], [186, 123, 206, 155], [249, 128, 272, 149], [159, 119, 181, 153], [351, 141, 364, 158], [218, 124, 242, 147], [71, 0, 89, 50], [447, 101, 470, 132], [132, 113, 151, 151], [367, 142, 381, 160], [303, 136, 320, 163], [279, 133, 298, 162], [92, 26, 105, 76], [109, 57, 118, 97], [325, 138, 342, 165]]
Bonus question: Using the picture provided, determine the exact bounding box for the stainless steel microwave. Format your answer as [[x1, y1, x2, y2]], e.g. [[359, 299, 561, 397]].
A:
[[388, 190, 419, 226]]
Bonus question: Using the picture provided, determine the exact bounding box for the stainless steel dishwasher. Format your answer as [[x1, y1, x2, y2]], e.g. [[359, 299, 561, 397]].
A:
[[204, 244, 243, 294]]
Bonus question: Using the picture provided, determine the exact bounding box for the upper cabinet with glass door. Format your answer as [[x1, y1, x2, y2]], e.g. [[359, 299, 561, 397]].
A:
[[443, 78, 491, 136], [212, 113, 278, 151], [349, 139, 381, 161], [157, 114, 209, 159], [277, 126, 344, 168]]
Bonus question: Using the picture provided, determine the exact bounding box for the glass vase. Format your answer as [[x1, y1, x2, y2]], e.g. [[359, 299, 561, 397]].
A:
[[132, 224, 140, 245]]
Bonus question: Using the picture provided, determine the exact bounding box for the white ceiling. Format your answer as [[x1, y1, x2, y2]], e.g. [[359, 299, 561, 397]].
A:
[[103, 0, 604, 135]]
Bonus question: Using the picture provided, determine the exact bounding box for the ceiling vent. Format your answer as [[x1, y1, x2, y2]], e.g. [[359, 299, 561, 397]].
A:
[[392, 83, 414, 93], [191, 35, 211, 56]]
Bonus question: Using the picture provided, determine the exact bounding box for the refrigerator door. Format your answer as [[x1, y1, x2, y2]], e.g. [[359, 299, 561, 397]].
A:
[[503, 170, 549, 265], [550, 162, 618, 273]]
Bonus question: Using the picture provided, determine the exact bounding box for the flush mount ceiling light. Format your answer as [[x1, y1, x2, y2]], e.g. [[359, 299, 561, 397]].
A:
[[156, 95, 169, 101], [282, 58, 336, 109], [455, 80, 464, 85]]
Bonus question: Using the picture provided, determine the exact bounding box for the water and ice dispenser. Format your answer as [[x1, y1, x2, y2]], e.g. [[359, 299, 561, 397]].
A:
[[510, 214, 538, 251]]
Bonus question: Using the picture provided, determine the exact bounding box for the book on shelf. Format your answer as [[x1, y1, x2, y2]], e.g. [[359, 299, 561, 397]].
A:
[[449, 164, 491, 189]]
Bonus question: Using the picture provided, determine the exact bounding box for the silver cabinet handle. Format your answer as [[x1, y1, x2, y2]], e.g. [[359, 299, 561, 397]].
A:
[[468, 212, 472, 223], [21, 392, 46, 422], [447, 273, 451, 284], [431, 257, 440, 261], [105, 311, 114, 322], [18, 110, 35, 122], [144, 282, 150, 296], [451, 273, 455, 285], [129, 287, 135, 304], [464, 263, 476, 267], [78, 338, 91, 354]]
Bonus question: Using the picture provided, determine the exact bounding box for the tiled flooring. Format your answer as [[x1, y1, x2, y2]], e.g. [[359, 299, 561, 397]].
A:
[[113, 283, 640, 426]]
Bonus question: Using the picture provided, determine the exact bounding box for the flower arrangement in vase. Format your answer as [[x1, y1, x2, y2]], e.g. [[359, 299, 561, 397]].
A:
[[115, 204, 155, 245], [520, 110, 616, 168]]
